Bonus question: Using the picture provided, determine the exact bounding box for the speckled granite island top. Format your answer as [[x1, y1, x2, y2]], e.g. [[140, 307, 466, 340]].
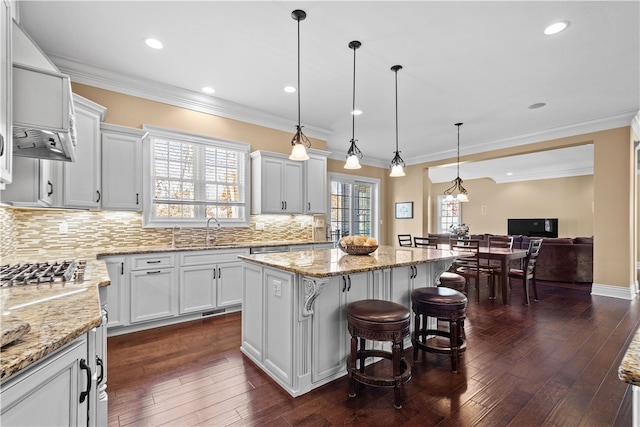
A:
[[0, 259, 110, 382], [95, 239, 334, 257], [238, 245, 458, 278], [619, 327, 640, 386]]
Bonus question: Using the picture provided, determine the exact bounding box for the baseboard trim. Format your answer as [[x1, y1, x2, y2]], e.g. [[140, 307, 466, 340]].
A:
[[591, 282, 638, 300]]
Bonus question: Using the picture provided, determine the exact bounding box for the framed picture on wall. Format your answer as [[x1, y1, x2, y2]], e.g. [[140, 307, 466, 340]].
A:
[[395, 202, 413, 219]]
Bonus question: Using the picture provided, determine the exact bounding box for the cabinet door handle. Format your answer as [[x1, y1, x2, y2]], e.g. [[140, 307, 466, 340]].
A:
[[414, 266, 418, 279], [146, 270, 161, 274], [213, 268, 217, 279], [0, 134, 4, 157], [96, 356, 105, 385], [47, 180, 53, 196], [136, 193, 139, 205], [120, 262, 124, 275], [347, 275, 351, 291], [79, 359, 92, 403], [308, 202, 311, 210], [218, 267, 221, 278], [96, 190, 101, 203], [284, 201, 287, 210], [342, 276, 347, 292]]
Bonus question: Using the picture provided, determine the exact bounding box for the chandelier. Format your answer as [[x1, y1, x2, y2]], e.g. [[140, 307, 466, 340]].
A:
[[444, 122, 469, 202], [289, 9, 310, 161]]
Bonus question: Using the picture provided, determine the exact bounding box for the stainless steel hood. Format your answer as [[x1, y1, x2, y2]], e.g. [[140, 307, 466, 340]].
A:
[[12, 20, 77, 162]]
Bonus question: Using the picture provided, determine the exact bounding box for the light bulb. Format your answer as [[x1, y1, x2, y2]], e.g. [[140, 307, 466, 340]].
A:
[[390, 164, 405, 177], [344, 155, 361, 170], [289, 143, 309, 161]]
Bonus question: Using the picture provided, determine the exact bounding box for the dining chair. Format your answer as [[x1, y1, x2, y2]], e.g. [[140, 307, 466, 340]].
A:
[[413, 236, 438, 248], [508, 239, 543, 305], [449, 239, 492, 303], [398, 234, 413, 247], [485, 235, 515, 291]]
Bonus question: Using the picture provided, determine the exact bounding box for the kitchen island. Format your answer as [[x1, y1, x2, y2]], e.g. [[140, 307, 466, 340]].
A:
[[238, 245, 458, 397]]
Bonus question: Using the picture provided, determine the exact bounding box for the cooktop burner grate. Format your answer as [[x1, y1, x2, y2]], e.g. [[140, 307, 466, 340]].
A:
[[0, 260, 87, 287]]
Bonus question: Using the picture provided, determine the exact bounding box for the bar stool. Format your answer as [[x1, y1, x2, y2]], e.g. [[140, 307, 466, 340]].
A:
[[411, 287, 467, 372], [438, 271, 467, 293], [346, 299, 412, 409]]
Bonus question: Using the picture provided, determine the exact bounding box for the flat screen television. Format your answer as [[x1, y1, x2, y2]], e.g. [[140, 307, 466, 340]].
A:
[[507, 218, 558, 238]]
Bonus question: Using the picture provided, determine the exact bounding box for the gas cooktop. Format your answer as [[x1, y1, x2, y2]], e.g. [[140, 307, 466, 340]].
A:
[[0, 260, 89, 287]]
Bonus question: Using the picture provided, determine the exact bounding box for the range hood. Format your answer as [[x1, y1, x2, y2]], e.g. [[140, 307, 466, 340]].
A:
[[12, 20, 77, 162]]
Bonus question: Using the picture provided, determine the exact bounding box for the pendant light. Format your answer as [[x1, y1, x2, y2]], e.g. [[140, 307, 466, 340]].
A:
[[289, 9, 310, 161], [444, 122, 469, 202], [389, 65, 405, 177], [344, 40, 363, 170]]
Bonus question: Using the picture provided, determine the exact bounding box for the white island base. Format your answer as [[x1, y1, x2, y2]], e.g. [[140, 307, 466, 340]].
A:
[[239, 247, 456, 397]]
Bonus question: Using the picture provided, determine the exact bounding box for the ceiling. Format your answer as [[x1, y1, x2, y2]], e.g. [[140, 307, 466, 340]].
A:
[[16, 1, 640, 182]]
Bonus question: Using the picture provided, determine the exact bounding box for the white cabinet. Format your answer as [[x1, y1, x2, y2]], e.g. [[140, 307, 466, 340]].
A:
[[1, 156, 55, 206], [103, 257, 127, 328], [389, 263, 429, 308], [129, 254, 177, 324], [251, 149, 329, 215], [311, 272, 374, 384], [304, 150, 327, 214], [179, 249, 247, 313], [241, 262, 264, 361], [100, 123, 145, 211], [0, 0, 12, 184], [62, 95, 105, 209], [251, 150, 303, 214], [0, 336, 90, 427]]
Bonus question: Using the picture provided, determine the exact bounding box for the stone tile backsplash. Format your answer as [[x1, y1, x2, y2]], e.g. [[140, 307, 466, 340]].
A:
[[0, 207, 314, 260]]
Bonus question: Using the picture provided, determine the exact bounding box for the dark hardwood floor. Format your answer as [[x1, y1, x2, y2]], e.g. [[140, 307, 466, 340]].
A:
[[107, 279, 639, 426]]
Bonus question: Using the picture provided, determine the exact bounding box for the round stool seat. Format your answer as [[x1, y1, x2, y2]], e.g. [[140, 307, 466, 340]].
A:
[[346, 299, 411, 409], [411, 287, 467, 372], [347, 299, 411, 323], [412, 286, 467, 311], [438, 272, 466, 291]]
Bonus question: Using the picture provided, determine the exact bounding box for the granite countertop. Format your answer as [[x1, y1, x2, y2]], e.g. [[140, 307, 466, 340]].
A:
[[238, 245, 458, 278], [0, 258, 110, 382], [619, 327, 640, 386], [95, 239, 335, 257]]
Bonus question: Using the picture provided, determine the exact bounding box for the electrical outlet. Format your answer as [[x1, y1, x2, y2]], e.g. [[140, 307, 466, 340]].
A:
[[256, 222, 265, 231], [273, 280, 282, 297], [59, 221, 69, 233]]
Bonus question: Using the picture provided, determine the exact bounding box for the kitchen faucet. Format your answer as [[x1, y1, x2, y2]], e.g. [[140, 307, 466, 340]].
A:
[[206, 217, 221, 247]]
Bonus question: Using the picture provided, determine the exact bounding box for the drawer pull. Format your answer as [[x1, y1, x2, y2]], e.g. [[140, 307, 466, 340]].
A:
[[146, 270, 161, 274], [146, 260, 162, 264]]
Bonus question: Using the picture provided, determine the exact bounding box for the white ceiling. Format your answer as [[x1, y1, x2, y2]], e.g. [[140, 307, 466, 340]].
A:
[[15, 1, 640, 182]]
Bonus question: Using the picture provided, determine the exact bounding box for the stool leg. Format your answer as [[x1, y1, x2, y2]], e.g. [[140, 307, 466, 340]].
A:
[[392, 339, 404, 409], [348, 334, 357, 398], [359, 337, 366, 373], [412, 311, 419, 362], [450, 319, 459, 372]]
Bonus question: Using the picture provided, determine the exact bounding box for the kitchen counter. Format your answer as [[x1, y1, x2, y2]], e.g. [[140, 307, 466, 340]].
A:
[[238, 245, 455, 277], [95, 239, 335, 257], [0, 258, 110, 382]]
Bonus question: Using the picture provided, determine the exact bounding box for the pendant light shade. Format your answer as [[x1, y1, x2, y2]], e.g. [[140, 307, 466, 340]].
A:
[[289, 9, 310, 161], [389, 65, 405, 177], [444, 122, 469, 202], [344, 40, 362, 170]]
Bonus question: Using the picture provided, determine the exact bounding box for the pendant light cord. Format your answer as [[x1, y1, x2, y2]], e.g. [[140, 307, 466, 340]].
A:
[[297, 17, 301, 128], [394, 68, 399, 152], [351, 44, 356, 141]]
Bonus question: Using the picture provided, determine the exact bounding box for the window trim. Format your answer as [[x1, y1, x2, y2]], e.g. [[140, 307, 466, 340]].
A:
[[436, 195, 462, 234], [328, 172, 380, 241], [142, 124, 251, 228]]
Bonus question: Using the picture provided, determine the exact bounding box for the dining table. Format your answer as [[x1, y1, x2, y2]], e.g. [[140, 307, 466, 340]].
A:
[[442, 244, 528, 304]]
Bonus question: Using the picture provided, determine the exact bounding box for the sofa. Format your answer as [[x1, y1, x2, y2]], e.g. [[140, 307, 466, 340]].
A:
[[427, 233, 593, 283]]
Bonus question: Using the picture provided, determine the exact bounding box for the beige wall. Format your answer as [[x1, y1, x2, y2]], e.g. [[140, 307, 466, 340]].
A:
[[72, 83, 327, 154], [429, 175, 594, 238]]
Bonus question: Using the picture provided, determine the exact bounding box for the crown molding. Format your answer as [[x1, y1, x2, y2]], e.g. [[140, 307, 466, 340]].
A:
[[632, 110, 640, 140], [51, 54, 333, 141]]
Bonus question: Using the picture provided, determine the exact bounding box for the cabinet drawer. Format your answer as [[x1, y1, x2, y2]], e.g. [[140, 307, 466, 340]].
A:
[[180, 249, 249, 266], [131, 254, 174, 270]]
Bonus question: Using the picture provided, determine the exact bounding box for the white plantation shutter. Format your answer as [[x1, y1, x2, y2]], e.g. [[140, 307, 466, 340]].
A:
[[144, 126, 249, 226]]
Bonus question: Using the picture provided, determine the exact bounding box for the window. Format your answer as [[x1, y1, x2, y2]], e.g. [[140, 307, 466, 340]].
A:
[[329, 173, 379, 240], [437, 195, 461, 234], [142, 125, 250, 227]]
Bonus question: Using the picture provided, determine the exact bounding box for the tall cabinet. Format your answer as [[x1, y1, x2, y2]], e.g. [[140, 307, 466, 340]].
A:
[[0, 0, 12, 185], [62, 95, 106, 209]]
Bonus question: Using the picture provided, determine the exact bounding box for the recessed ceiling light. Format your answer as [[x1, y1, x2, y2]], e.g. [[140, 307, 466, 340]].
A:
[[544, 21, 570, 35], [506, 172, 513, 176], [144, 38, 164, 49], [284, 86, 296, 93], [528, 102, 547, 109], [352, 109, 362, 116], [202, 86, 215, 94]]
